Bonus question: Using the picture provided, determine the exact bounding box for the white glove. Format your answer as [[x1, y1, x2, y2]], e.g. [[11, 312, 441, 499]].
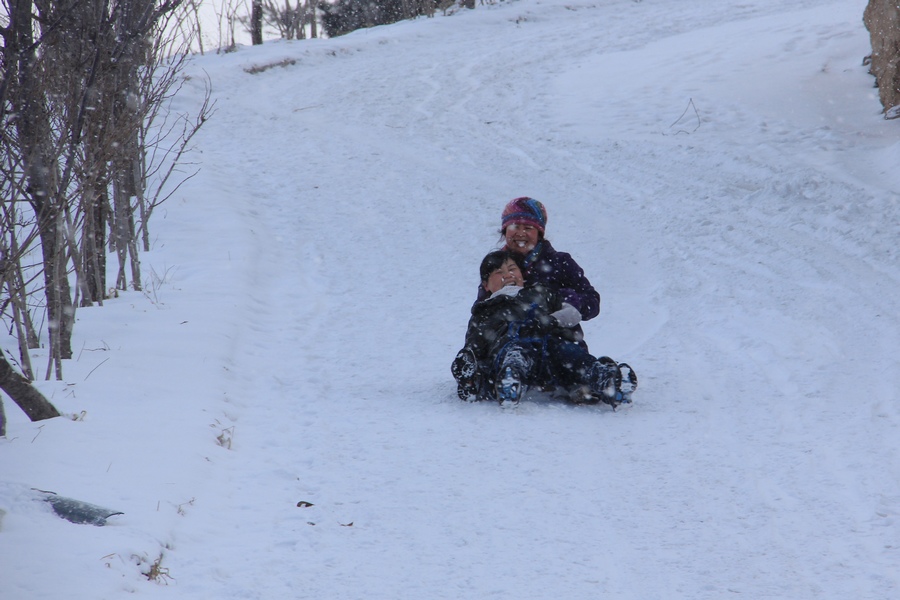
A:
[[550, 303, 582, 328], [490, 285, 523, 299]]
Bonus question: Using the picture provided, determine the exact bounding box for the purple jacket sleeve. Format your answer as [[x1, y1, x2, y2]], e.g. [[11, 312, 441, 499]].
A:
[[544, 251, 600, 321]]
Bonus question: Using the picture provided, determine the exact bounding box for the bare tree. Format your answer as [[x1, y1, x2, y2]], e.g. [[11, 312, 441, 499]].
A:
[[0, 351, 60, 422], [268, 0, 302, 39], [1, 2, 63, 423], [135, 63, 214, 252], [250, 0, 263, 44], [0, 186, 42, 374], [3, 0, 75, 376], [0, 0, 209, 424], [184, 0, 205, 54], [212, 0, 243, 52], [307, 0, 317, 38]]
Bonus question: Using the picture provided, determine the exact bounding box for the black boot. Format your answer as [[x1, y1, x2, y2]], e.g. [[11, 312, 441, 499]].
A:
[[618, 363, 638, 404], [451, 348, 479, 400], [588, 357, 622, 406]]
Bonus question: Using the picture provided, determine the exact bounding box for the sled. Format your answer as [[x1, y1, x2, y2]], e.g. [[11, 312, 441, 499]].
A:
[[35, 489, 123, 526]]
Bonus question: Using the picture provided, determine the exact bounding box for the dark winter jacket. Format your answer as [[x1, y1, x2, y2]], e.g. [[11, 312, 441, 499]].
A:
[[474, 240, 600, 321], [464, 283, 579, 364]]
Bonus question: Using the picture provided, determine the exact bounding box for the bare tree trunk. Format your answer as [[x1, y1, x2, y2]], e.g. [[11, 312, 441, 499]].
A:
[[187, 0, 205, 54], [0, 353, 61, 421], [6, 279, 37, 380], [0, 203, 40, 382], [307, 0, 317, 38], [251, 0, 264, 44], [0, 200, 41, 351], [291, 0, 303, 40], [8, 0, 76, 365], [137, 128, 152, 251], [39, 215, 75, 371], [129, 149, 144, 289], [112, 169, 132, 291], [61, 203, 97, 309], [110, 169, 143, 292], [81, 182, 108, 304]]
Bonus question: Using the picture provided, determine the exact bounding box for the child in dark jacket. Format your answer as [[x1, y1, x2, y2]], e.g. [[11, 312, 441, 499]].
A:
[[453, 250, 636, 407]]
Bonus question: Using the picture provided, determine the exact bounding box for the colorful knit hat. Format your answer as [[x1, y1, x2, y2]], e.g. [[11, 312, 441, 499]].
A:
[[501, 197, 547, 234]]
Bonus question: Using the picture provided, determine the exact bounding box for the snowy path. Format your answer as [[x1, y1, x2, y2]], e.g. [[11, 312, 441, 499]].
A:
[[154, 1, 900, 597], [165, 0, 899, 597]]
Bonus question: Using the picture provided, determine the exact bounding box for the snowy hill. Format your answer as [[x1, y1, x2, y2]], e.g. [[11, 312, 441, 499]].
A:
[[2, 0, 899, 598]]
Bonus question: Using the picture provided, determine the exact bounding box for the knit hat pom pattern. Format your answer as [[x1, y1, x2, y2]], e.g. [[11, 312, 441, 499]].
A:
[[501, 197, 548, 233]]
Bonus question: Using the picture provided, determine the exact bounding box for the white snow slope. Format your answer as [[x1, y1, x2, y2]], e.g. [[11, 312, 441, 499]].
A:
[[2, 0, 899, 598]]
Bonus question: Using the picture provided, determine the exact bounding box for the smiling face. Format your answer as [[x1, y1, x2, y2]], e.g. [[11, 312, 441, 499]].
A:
[[504, 223, 540, 255], [483, 258, 525, 293]]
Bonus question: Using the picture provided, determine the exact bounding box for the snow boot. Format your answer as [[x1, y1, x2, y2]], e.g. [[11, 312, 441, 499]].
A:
[[495, 365, 525, 407], [451, 348, 479, 400], [618, 363, 638, 404], [588, 356, 622, 407]]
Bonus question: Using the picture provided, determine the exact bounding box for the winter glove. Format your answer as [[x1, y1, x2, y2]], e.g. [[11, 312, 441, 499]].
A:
[[550, 302, 582, 328]]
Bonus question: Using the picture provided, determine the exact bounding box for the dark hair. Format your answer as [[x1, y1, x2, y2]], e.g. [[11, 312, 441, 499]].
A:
[[479, 249, 525, 283]]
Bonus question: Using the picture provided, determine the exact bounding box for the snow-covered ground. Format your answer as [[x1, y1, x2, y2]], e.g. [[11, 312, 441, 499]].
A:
[[2, 0, 899, 598]]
